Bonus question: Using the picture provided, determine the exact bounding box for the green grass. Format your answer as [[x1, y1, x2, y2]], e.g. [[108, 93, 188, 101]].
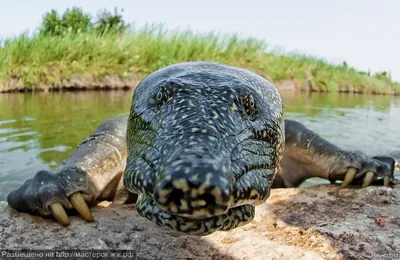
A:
[[0, 24, 399, 93]]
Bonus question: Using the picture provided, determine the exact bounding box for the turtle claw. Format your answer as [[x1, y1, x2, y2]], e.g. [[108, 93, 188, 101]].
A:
[[70, 193, 94, 222], [50, 203, 69, 226], [362, 171, 374, 188], [383, 176, 390, 187], [341, 168, 357, 188]]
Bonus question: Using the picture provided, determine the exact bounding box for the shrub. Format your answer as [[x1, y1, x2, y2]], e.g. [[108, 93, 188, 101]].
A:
[[61, 7, 92, 34], [39, 7, 92, 36], [95, 7, 127, 35], [39, 9, 63, 36]]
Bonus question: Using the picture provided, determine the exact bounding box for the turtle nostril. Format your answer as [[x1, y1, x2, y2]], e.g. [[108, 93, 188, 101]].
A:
[[168, 189, 184, 207], [198, 193, 215, 207]]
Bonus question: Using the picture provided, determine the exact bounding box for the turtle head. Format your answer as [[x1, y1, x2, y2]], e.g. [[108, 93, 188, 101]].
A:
[[124, 62, 284, 235]]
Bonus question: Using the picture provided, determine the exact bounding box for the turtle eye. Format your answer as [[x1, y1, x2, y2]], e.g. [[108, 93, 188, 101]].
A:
[[156, 88, 165, 101], [155, 86, 170, 105], [242, 94, 258, 120]]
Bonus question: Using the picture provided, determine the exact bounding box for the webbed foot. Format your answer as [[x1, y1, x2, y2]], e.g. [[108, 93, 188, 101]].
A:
[[7, 167, 94, 225], [329, 153, 396, 188]]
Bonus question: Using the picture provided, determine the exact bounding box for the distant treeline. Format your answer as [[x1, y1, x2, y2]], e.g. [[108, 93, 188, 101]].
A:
[[40, 7, 127, 36]]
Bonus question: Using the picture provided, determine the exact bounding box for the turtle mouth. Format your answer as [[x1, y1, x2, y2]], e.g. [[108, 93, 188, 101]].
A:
[[136, 194, 255, 236]]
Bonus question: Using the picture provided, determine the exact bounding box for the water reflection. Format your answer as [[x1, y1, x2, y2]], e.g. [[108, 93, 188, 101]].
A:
[[0, 90, 399, 200], [281, 91, 400, 155]]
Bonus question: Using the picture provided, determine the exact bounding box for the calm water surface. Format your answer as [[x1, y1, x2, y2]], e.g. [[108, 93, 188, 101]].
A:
[[0, 90, 399, 200]]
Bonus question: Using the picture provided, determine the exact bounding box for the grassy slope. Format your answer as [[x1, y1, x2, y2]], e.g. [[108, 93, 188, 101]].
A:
[[0, 25, 399, 93]]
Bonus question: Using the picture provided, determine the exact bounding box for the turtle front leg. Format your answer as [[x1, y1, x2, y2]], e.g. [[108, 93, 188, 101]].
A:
[[273, 119, 395, 188], [7, 167, 97, 225], [7, 118, 131, 225]]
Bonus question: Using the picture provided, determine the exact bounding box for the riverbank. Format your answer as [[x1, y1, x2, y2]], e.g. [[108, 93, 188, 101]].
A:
[[2, 77, 400, 95], [1, 25, 399, 94]]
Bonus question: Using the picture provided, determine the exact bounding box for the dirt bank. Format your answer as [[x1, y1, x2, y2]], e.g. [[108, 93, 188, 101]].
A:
[[1, 184, 399, 260]]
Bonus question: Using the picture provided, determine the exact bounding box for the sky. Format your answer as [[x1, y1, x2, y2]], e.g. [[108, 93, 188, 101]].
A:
[[1, 0, 399, 81]]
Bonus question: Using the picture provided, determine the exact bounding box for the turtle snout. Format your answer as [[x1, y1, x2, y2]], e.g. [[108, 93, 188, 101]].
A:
[[153, 158, 233, 218]]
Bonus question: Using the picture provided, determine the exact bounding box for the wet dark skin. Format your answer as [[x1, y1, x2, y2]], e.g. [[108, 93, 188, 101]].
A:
[[7, 62, 397, 235]]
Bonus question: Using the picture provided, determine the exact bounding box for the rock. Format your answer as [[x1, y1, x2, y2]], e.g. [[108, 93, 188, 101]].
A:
[[1, 184, 399, 260]]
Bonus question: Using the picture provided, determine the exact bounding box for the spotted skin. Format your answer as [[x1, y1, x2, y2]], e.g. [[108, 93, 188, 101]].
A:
[[7, 62, 396, 236]]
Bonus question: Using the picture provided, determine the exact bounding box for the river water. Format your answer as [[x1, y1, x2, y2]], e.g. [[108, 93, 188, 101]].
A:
[[0, 90, 399, 201]]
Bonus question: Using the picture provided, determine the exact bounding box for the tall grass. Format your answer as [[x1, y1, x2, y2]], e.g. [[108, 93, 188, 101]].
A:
[[0, 24, 398, 93]]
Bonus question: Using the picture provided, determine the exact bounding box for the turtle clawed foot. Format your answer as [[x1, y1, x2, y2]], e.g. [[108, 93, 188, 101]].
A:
[[7, 167, 95, 226], [332, 153, 395, 189]]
